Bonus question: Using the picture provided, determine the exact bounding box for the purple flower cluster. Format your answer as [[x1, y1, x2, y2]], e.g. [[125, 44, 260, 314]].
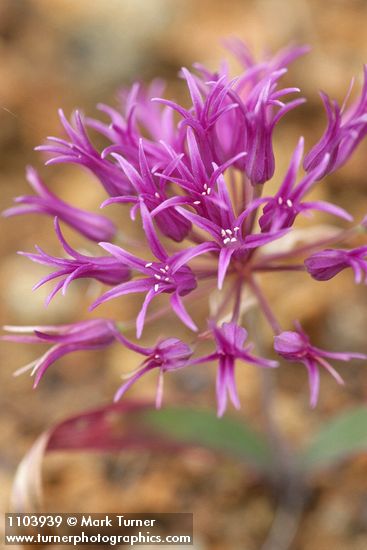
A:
[[3, 41, 367, 414]]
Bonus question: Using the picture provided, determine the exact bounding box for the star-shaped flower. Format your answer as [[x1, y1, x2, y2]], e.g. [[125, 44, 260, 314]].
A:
[[274, 323, 367, 407], [193, 322, 278, 416]]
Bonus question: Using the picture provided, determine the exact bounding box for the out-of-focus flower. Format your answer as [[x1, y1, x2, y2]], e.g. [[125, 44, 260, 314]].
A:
[[193, 322, 278, 416], [304, 66, 367, 178], [274, 323, 367, 406], [3, 166, 116, 242], [36, 110, 133, 196], [113, 334, 192, 407], [304, 246, 367, 283], [2, 319, 120, 387], [223, 39, 310, 76], [87, 79, 183, 168], [19, 218, 130, 304]]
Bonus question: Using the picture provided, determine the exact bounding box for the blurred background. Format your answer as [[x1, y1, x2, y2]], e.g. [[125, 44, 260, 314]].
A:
[[0, 1, 367, 548]]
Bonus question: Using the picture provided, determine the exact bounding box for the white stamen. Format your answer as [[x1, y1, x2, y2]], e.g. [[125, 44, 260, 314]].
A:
[[145, 262, 153, 268], [164, 277, 170, 282], [154, 354, 160, 359], [193, 200, 201, 205], [286, 199, 293, 207], [201, 184, 212, 196], [154, 192, 160, 198], [221, 229, 226, 237], [223, 237, 231, 244], [230, 237, 237, 243], [278, 197, 283, 205], [234, 226, 239, 232], [154, 274, 161, 280], [159, 268, 166, 273], [165, 265, 169, 271], [225, 229, 232, 235], [154, 284, 159, 292]]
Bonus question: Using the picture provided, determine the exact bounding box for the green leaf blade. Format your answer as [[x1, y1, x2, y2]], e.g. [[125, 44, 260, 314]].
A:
[[140, 407, 272, 470], [300, 406, 367, 472]]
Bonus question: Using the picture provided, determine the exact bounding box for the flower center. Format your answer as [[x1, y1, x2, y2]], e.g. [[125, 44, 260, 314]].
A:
[[145, 263, 171, 292], [221, 227, 240, 245], [201, 183, 212, 196], [278, 196, 293, 207]]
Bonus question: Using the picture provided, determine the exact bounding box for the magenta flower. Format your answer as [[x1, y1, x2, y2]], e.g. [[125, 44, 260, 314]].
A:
[[158, 62, 304, 185], [151, 128, 247, 228], [36, 110, 133, 196], [259, 137, 352, 232], [102, 140, 191, 242], [19, 218, 130, 304], [176, 189, 286, 289], [223, 39, 310, 76], [304, 246, 367, 283], [3, 166, 115, 242], [113, 333, 192, 407], [274, 324, 367, 407], [88, 79, 183, 167], [153, 70, 238, 172], [230, 69, 305, 185], [304, 66, 367, 178], [2, 319, 120, 387], [4, 39, 367, 415], [91, 204, 209, 337], [193, 322, 278, 416], [192, 42, 308, 184]]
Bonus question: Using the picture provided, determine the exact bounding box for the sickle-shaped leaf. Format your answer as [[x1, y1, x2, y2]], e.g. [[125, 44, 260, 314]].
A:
[[11, 402, 272, 512], [299, 406, 367, 472]]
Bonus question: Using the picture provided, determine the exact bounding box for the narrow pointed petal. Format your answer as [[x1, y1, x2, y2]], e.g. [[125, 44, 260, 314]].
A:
[[136, 289, 156, 338], [155, 370, 165, 409], [301, 201, 353, 221], [306, 361, 320, 408], [278, 136, 304, 196], [90, 279, 150, 310], [99, 242, 146, 270], [170, 293, 198, 332], [225, 357, 241, 410], [140, 202, 167, 261], [218, 247, 235, 289], [216, 359, 228, 417], [170, 242, 219, 273], [175, 207, 220, 241], [114, 364, 153, 402]]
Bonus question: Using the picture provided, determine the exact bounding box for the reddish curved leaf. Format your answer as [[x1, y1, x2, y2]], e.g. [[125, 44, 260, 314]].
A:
[[11, 401, 272, 512], [11, 401, 178, 512]]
